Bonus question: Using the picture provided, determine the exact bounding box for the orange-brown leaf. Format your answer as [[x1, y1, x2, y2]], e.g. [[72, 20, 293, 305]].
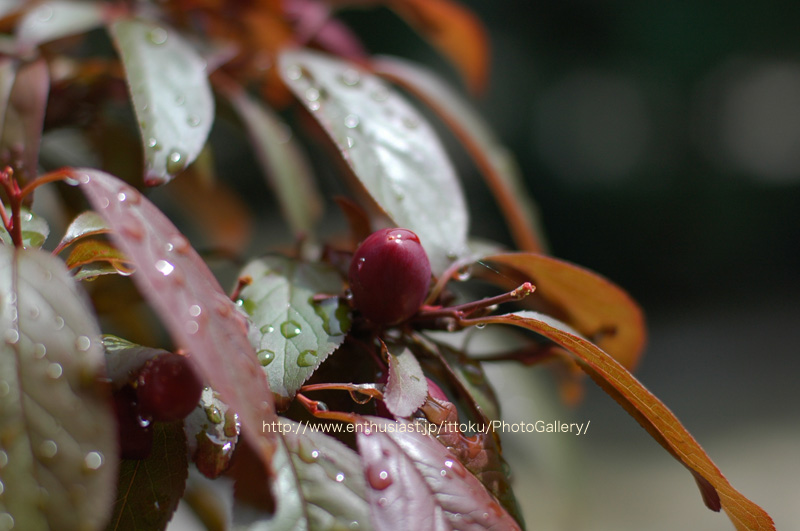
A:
[[486, 252, 646, 370], [480, 311, 775, 531], [65, 239, 134, 274], [387, 0, 489, 94]]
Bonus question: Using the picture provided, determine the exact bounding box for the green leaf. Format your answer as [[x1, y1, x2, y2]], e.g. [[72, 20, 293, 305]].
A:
[[55, 210, 111, 254], [237, 256, 350, 409], [278, 49, 469, 276], [101, 334, 168, 387], [383, 345, 427, 418], [15, 0, 105, 52], [107, 422, 188, 531], [0, 246, 117, 530], [235, 419, 372, 530], [109, 18, 214, 185], [374, 56, 548, 253], [184, 387, 239, 479], [0, 207, 49, 249], [222, 82, 322, 237]]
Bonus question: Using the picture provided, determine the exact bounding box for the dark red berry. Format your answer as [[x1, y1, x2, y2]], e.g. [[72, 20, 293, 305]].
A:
[[348, 228, 432, 325], [113, 385, 153, 460], [136, 353, 204, 422]]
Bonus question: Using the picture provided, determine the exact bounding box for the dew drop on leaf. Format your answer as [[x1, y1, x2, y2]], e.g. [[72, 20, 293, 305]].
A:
[[0, 513, 14, 530], [335, 472, 345, 482], [38, 440, 58, 460], [0, 450, 7, 468], [443, 458, 467, 478], [187, 115, 201, 127], [82, 451, 103, 472], [296, 350, 318, 367], [298, 444, 320, 463], [205, 405, 223, 424], [166, 150, 186, 174], [344, 114, 360, 129], [3, 329, 19, 345], [285, 64, 303, 81], [259, 324, 274, 334], [339, 69, 361, 86], [75, 335, 92, 352], [147, 27, 168, 45], [189, 304, 202, 317], [366, 465, 393, 490], [154, 260, 175, 276], [33, 343, 46, 359], [280, 320, 302, 338], [257, 349, 275, 366], [305, 87, 321, 102], [46, 362, 63, 379], [185, 320, 199, 335]]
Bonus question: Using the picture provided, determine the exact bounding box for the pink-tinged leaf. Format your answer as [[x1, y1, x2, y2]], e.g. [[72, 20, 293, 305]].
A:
[[220, 79, 322, 236], [357, 417, 522, 530], [73, 168, 279, 474], [0, 246, 118, 530], [478, 311, 775, 531], [485, 252, 646, 370], [15, 0, 107, 53], [373, 56, 547, 254], [383, 344, 427, 417], [108, 18, 214, 185], [1, 57, 48, 188], [278, 48, 469, 276]]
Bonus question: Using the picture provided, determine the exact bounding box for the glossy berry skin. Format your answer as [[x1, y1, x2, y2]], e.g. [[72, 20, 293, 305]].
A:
[[113, 385, 153, 460], [348, 228, 432, 325], [136, 353, 204, 422]]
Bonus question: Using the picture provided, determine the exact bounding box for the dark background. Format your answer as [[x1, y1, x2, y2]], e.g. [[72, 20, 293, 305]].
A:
[[340, 2, 799, 529]]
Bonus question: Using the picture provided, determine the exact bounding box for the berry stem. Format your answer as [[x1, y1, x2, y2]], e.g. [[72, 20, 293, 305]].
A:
[[19, 168, 70, 200], [416, 282, 535, 323], [295, 393, 361, 423], [300, 382, 383, 400]]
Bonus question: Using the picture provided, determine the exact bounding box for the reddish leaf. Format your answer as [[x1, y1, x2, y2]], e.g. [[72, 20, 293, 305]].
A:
[[478, 311, 775, 531], [373, 56, 547, 253], [356, 416, 522, 530], [485, 252, 646, 370], [386, 0, 489, 94], [383, 344, 427, 417], [73, 168, 279, 474]]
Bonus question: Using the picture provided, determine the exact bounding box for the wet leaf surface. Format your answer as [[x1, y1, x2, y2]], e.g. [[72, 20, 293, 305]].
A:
[[15, 0, 105, 52], [237, 256, 349, 410], [0, 206, 49, 248], [278, 48, 469, 276], [75, 168, 279, 475], [101, 334, 168, 388], [107, 422, 187, 531], [383, 344, 427, 418], [109, 18, 214, 185], [0, 246, 117, 530], [236, 418, 372, 530], [479, 310, 775, 531], [357, 416, 522, 530], [55, 210, 110, 254], [184, 387, 240, 479]]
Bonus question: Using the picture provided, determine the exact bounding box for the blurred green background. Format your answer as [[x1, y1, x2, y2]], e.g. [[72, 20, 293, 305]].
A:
[[339, 1, 799, 529]]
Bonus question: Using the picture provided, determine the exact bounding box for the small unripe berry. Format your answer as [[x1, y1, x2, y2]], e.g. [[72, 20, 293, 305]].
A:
[[348, 228, 431, 325], [136, 353, 204, 422]]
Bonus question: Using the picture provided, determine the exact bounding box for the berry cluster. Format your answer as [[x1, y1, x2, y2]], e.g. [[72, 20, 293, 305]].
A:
[[112, 352, 204, 459]]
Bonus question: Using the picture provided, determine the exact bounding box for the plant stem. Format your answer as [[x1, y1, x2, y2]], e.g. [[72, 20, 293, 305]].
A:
[[0, 167, 22, 248], [19, 168, 70, 200], [417, 282, 535, 322]]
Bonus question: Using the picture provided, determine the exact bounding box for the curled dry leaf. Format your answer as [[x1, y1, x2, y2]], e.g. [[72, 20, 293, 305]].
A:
[[478, 311, 775, 531]]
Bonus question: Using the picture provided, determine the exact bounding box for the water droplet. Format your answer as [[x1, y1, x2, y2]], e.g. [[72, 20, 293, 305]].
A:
[[117, 191, 127, 203], [155, 260, 175, 276], [391, 184, 405, 200], [257, 349, 275, 366], [339, 69, 361, 86], [175, 94, 186, 106], [54, 316, 65, 330], [298, 444, 320, 463], [446, 250, 459, 260], [137, 415, 151, 428], [83, 451, 103, 472], [0, 479, 3, 496], [285, 64, 303, 81], [305, 87, 321, 102], [308, 101, 321, 111], [335, 472, 345, 482], [296, 350, 317, 367], [402, 116, 419, 129], [169, 234, 191, 254], [346, 136, 356, 148], [147, 27, 168, 45], [0, 381, 9, 397], [21, 211, 32, 222], [475, 323, 486, 330], [189, 304, 202, 317], [38, 440, 58, 459], [99, 197, 110, 209], [260, 324, 274, 334], [366, 465, 393, 490], [0, 512, 13, 530], [344, 114, 360, 129], [36, 4, 54, 21], [33, 343, 46, 359], [185, 320, 199, 335], [280, 320, 301, 338], [444, 458, 467, 477], [146, 137, 159, 149], [3, 329, 18, 345], [205, 406, 223, 424], [187, 115, 201, 127], [0, 450, 7, 468], [46, 363, 63, 380], [28, 306, 40, 320], [377, 497, 387, 507], [75, 336, 91, 352], [166, 150, 186, 174], [370, 87, 389, 102]]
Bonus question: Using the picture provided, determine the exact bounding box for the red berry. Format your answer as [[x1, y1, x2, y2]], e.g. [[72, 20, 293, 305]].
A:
[[136, 353, 204, 422], [348, 228, 432, 325], [113, 385, 153, 460]]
